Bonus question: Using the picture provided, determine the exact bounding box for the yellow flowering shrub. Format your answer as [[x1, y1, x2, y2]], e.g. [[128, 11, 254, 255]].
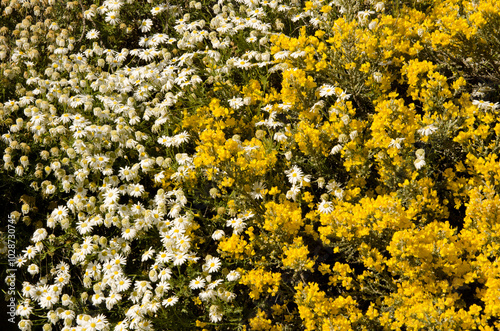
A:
[[282, 237, 315, 272]]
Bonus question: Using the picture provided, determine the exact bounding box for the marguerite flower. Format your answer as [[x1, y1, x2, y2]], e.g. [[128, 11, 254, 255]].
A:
[[17, 304, 33, 318], [163, 296, 178, 307], [285, 166, 303, 185], [414, 158, 426, 170], [189, 276, 206, 290], [204, 257, 221, 273], [140, 19, 153, 32], [151, 5, 163, 16], [319, 84, 336, 97], [39, 291, 58, 309], [173, 131, 190, 146], [27, 264, 39, 275], [86, 29, 100, 40], [105, 11, 120, 25], [209, 305, 223, 322], [114, 276, 132, 292], [128, 183, 145, 197], [141, 247, 155, 261]]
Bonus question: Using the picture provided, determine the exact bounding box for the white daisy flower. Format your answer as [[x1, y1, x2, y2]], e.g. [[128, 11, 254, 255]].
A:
[[114, 276, 132, 292], [163, 296, 178, 307], [151, 5, 163, 16], [173, 131, 190, 146], [18, 319, 33, 331], [128, 183, 145, 197], [285, 166, 303, 185], [104, 187, 120, 205], [39, 292, 58, 309], [84, 9, 96, 19], [331, 144, 343, 155], [274, 51, 290, 60], [152, 33, 168, 44], [45, 184, 56, 194], [105, 11, 120, 25], [286, 184, 301, 201], [319, 84, 336, 97], [119, 166, 135, 181], [59, 309, 75, 320], [204, 257, 221, 273], [189, 276, 206, 290], [86, 29, 100, 40], [91, 292, 105, 306], [173, 253, 187, 266], [22, 246, 37, 260], [388, 138, 405, 149], [274, 132, 287, 142], [250, 181, 266, 200], [105, 292, 122, 309], [121, 227, 137, 240], [234, 59, 251, 70], [17, 304, 33, 318], [76, 220, 93, 235], [226, 217, 246, 234], [159, 268, 172, 281], [140, 19, 153, 32], [209, 305, 223, 322]]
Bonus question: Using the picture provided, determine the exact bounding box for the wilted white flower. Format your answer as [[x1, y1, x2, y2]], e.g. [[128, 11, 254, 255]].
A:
[[209, 304, 223, 322], [388, 138, 405, 149], [226, 270, 241, 281], [418, 124, 438, 136], [318, 199, 334, 214], [212, 230, 225, 240], [229, 97, 244, 109], [331, 144, 343, 155], [414, 158, 426, 170]]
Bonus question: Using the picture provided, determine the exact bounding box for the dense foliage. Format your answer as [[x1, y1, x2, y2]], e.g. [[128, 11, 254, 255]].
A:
[[1, 0, 500, 330]]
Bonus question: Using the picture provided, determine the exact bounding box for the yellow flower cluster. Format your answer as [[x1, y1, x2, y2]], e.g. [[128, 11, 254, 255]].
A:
[[295, 282, 361, 331], [240, 268, 281, 300], [282, 237, 315, 272]]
